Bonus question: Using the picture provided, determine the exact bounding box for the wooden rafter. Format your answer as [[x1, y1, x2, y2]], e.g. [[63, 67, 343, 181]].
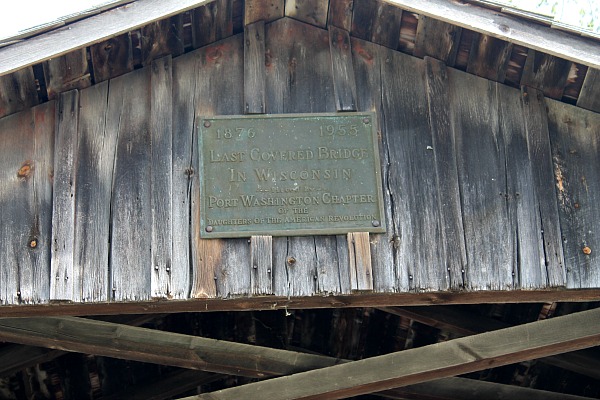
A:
[[180, 306, 600, 399]]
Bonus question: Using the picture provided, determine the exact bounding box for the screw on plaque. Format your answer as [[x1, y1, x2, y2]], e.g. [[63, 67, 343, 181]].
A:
[[363, 117, 370, 124], [372, 220, 380, 227], [204, 120, 211, 128], [206, 225, 214, 233]]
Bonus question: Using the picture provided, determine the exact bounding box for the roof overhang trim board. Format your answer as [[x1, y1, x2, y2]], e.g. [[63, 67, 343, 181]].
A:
[[387, 0, 600, 68], [0, 0, 212, 77], [0, 0, 599, 77]]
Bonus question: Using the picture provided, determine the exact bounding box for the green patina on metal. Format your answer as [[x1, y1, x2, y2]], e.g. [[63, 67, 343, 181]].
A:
[[198, 112, 386, 238]]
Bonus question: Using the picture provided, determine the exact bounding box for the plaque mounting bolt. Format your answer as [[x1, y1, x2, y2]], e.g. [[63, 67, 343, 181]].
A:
[[363, 117, 370, 124], [203, 121, 211, 128], [372, 220, 380, 227], [206, 225, 214, 233]]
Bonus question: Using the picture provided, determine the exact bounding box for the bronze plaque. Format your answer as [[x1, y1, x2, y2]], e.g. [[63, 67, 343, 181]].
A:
[[199, 113, 386, 238]]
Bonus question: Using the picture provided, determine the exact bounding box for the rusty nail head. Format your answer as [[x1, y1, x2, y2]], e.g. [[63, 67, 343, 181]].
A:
[[583, 246, 592, 255], [29, 239, 37, 248], [363, 117, 370, 124], [206, 225, 213, 233], [204, 120, 211, 128], [253, 264, 258, 269], [287, 256, 296, 265], [372, 220, 380, 227], [267, 269, 271, 274]]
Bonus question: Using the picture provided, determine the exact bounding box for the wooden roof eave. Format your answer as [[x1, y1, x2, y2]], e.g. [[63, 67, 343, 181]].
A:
[[0, 0, 599, 78]]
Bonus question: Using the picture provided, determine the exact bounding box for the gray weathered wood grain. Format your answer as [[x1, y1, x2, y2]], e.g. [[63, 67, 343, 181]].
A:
[[285, 0, 328, 28], [351, 0, 402, 50], [141, 16, 185, 67], [244, 0, 284, 26], [577, 68, 600, 113], [519, 86, 565, 287], [0, 68, 39, 120], [413, 16, 462, 66], [109, 67, 152, 301], [381, 48, 449, 292], [89, 33, 134, 83], [251, 236, 273, 295], [548, 100, 600, 289], [244, 21, 266, 114], [447, 70, 513, 291], [351, 37, 397, 292], [467, 33, 513, 82], [50, 90, 79, 301], [0, 104, 54, 304], [265, 18, 341, 297], [150, 56, 176, 299], [44, 50, 91, 100], [190, 35, 249, 298], [521, 49, 572, 100], [424, 57, 466, 290], [193, 0, 233, 49], [329, 26, 357, 112], [74, 81, 113, 303], [328, 0, 353, 31]]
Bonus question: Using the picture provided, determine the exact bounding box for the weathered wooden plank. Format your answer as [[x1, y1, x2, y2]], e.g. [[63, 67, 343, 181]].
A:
[[0, 104, 53, 304], [244, 0, 284, 26], [44, 49, 91, 100], [548, 100, 600, 289], [315, 235, 352, 295], [171, 52, 196, 299], [285, 0, 328, 28], [383, 48, 450, 292], [193, 0, 233, 49], [351, 37, 397, 292], [467, 33, 513, 82], [328, 0, 353, 31], [190, 35, 249, 298], [50, 90, 79, 301], [329, 26, 357, 112], [577, 68, 600, 113], [351, 0, 402, 49], [521, 49, 572, 100], [424, 57, 466, 290], [447, 69, 513, 290], [413, 16, 462, 66], [244, 21, 266, 114], [109, 67, 152, 301], [265, 18, 340, 297], [189, 307, 600, 399], [251, 235, 273, 295], [348, 232, 373, 291], [141, 16, 185, 66], [0, 68, 39, 119], [519, 87, 565, 287], [150, 56, 175, 299], [89, 33, 134, 83], [25, 103, 54, 304], [73, 82, 113, 303]]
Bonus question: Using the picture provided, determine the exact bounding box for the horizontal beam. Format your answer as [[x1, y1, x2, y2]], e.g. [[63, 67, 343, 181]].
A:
[[0, 316, 339, 378], [1, 290, 600, 317], [183, 306, 600, 399], [387, 0, 600, 68], [0, 0, 211, 76]]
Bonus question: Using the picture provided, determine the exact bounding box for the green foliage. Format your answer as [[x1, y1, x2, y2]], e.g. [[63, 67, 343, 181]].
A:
[[507, 0, 600, 32]]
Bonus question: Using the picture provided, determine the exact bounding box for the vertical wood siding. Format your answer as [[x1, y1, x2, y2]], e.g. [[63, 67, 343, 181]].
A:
[[0, 17, 598, 306]]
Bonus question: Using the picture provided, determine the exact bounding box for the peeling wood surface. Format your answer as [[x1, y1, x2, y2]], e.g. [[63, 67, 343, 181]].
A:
[[0, 18, 599, 310]]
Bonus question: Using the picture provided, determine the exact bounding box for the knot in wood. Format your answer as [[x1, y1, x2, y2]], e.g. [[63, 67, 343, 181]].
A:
[[17, 161, 34, 181], [286, 256, 296, 265]]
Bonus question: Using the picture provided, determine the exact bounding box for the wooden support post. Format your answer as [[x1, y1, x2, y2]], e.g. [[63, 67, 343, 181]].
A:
[[348, 232, 373, 291], [250, 235, 273, 295], [186, 306, 600, 399], [244, 21, 266, 114], [329, 26, 357, 112]]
